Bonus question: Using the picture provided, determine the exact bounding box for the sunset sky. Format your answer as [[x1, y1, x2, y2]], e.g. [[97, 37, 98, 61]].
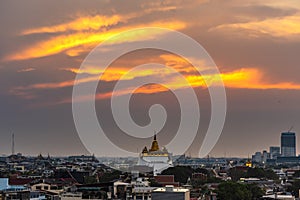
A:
[[0, 0, 300, 157]]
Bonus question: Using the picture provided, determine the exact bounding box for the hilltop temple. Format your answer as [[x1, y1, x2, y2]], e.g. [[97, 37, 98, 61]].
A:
[[137, 135, 173, 176]]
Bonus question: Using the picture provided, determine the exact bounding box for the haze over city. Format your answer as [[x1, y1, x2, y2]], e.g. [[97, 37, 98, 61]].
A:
[[0, 0, 300, 157]]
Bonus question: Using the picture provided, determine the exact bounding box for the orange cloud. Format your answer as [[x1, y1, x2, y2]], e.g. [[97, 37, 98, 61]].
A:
[[69, 67, 300, 105], [182, 68, 300, 90], [64, 53, 205, 78], [222, 68, 300, 90], [11, 66, 300, 104], [7, 19, 186, 61], [22, 15, 125, 35], [10, 47, 300, 103], [159, 54, 202, 74]]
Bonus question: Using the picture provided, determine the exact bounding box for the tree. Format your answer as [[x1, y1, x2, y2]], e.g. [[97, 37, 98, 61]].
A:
[[293, 170, 300, 178], [247, 168, 278, 180], [229, 167, 278, 181], [99, 170, 122, 182], [161, 166, 194, 183], [216, 182, 263, 200], [84, 176, 98, 184], [191, 179, 205, 188], [194, 168, 209, 175], [229, 168, 247, 181], [246, 184, 264, 199], [287, 179, 300, 197], [216, 182, 251, 200]]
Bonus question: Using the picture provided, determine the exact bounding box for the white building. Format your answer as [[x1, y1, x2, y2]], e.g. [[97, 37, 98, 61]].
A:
[[262, 194, 295, 200], [152, 185, 190, 200], [137, 135, 173, 176]]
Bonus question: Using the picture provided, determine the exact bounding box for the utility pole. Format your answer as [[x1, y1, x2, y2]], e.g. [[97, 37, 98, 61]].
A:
[[12, 133, 15, 155]]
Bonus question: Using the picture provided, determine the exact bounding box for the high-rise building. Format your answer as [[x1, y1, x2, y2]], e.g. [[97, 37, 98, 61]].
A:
[[270, 146, 280, 159], [252, 152, 262, 163], [281, 132, 296, 157], [262, 150, 270, 163]]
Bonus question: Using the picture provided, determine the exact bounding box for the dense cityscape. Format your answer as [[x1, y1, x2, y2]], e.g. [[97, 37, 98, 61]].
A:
[[1, 132, 300, 199]]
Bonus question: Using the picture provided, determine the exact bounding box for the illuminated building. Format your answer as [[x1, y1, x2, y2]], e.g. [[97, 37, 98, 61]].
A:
[[245, 159, 252, 167]]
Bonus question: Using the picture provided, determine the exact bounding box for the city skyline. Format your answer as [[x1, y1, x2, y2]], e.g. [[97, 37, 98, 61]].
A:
[[0, 0, 300, 157], [2, 130, 299, 158]]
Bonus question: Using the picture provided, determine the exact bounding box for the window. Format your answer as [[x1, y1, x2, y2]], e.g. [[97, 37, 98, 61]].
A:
[[36, 186, 42, 190]]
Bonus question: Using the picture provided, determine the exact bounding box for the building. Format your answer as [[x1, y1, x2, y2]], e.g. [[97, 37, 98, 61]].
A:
[[262, 150, 270, 163], [252, 152, 262, 163], [131, 178, 156, 200], [0, 178, 26, 191], [154, 175, 179, 187], [276, 156, 300, 164], [192, 173, 208, 182], [261, 194, 295, 199], [152, 185, 190, 200], [132, 186, 154, 200], [270, 146, 280, 159], [31, 183, 62, 194], [0, 190, 31, 200], [281, 132, 296, 157], [113, 181, 130, 199], [68, 155, 98, 162], [137, 135, 173, 176], [245, 159, 252, 167]]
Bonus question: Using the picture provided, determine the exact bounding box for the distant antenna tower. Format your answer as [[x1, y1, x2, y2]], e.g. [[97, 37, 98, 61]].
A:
[[12, 133, 15, 155]]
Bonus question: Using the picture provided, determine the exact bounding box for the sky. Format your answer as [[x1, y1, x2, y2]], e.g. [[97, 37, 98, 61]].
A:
[[0, 0, 300, 157]]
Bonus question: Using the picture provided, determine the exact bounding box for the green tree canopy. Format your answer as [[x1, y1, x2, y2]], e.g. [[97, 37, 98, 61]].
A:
[[229, 167, 278, 181], [216, 182, 263, 200], [161, 166, 194, 183]]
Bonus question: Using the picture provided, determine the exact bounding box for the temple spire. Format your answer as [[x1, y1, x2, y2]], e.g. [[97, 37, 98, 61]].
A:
[[149, 133, 159, 152]]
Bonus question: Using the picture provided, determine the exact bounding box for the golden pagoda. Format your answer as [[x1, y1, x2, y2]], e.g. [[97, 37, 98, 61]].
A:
[[245, 157, 252, 167], [149, 134, 159, 152], [142, 146, 148, 153], [137, 133, 173, 176]]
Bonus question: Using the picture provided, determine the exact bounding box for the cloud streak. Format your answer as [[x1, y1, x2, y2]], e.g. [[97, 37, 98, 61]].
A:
[[211, 14, 300, 39], [17, 68, 36, 73], [22, 15, 126, 35], [10, 66, 300, 105], [7, 20, 186, 61]]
